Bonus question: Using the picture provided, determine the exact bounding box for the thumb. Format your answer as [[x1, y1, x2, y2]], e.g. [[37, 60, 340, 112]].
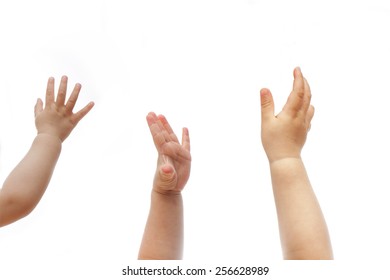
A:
[[159, 164, 176, 184], [34, 98, 44, 117], [260, 88, 275, 120]]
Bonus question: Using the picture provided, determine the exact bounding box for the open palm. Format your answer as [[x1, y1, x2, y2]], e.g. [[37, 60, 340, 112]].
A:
[[35, 76, 94, 142]]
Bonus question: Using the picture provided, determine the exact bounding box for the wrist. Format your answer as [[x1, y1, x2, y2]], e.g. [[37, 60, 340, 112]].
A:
[[265, 149, 302, 165], [35, 133, 63, 147], [269, 156, 303, 166], [269, 157, 306, 177], [152, 188, 182, 197]]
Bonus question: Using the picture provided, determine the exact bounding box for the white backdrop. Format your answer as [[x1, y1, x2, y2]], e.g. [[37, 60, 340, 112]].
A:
[[0, 0, 389, 279]]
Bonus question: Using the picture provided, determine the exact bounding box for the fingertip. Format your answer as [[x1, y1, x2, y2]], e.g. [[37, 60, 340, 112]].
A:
[[148, 111, 156, 116], [309, 104, 315, 115], [71, 83, 81, 94], [260, 88, 275, 118], [292, 67, 300, 80], [60, 75, 69, 88], [157, 114, 169, 128], [260, 88, 270, 104], [157, 114, 166, 121], [260, 88, 269, 95], [146, 112, 156, 125], [34, 98, 43, 115], [307, 105, 315, 122], [260, 88, 272, 103]]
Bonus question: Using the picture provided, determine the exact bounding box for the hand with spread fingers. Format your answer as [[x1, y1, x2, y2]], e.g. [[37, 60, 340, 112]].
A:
[[35, 76, 94, 143], [260, 67, 314, 163], [0, 76, 94, 227], [146, 112, 191, 195]]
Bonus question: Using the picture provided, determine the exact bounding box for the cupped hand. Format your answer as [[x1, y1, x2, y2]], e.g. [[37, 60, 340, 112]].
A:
[[146, 112, 191, 195], [260, 67, 314, 163]]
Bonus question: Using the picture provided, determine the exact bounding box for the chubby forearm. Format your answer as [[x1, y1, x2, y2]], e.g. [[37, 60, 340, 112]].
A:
[[270, 158, 333, 259], [138, 191, 184, 260], [0, 134, 61, 226]]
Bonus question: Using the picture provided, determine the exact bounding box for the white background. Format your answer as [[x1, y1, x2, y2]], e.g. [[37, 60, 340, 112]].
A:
[[0, 0, 389, 279]]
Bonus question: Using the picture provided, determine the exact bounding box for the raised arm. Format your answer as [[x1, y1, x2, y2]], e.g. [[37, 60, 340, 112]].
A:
[[0, 76, 94, 227], [138, 112, 191, 260], [260, 67, 333, 259]]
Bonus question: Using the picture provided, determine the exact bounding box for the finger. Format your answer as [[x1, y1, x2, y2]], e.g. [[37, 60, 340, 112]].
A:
[[161, 143, 191, 162], [284, 67, 305, 114], [156, 114, 172, 142], [306, 105, 315, 127], [72, 102, 94, 124], [182, 127, 190, 151], [146, 111, 158, 128], [260, 88, 275, 120], [65, 83, 82, 112], [56, 75, 68, 106], [46, 77, 55, 105], [147, 112, 167, 150], [293, 67, 304, 89], [158, 114, 179, 143], [34, 98, 44, 117], [301, 77, 312, 114]]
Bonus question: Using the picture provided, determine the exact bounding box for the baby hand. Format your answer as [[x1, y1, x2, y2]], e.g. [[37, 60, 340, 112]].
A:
[[34, 76, 94, 143], [260, 67, 314, 163], [146, 112, 191, 195]]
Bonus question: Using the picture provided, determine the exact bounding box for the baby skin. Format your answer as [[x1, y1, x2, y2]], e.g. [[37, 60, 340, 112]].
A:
[[260, 67, 333, 259], [138, 112, 191, 260], [0, 76, 94, 227]]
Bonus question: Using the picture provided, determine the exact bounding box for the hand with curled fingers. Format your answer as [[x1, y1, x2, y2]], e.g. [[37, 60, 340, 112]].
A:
[[260, 67, 314, 163], [34, 76, 95, 143], [146, 112, 191, 195], [260, 68, 333, 260]]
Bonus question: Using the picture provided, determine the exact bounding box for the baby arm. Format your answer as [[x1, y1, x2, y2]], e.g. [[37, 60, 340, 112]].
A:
[[260, 67, 333, 259], [138, 112, 191, 260], [0, 76, 94, 227]]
